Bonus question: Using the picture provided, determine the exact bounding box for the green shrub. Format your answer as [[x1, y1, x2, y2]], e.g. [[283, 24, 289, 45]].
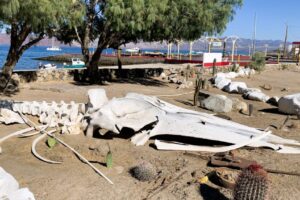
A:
[[250, 52, 266, 72]]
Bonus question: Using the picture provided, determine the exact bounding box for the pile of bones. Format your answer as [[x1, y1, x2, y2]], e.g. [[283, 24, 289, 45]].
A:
[[1, 88, 300, 160]]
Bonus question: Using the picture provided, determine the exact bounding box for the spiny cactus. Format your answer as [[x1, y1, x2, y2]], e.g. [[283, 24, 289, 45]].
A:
[[130, 161, 157, 182], [233, 164, 269, 200]]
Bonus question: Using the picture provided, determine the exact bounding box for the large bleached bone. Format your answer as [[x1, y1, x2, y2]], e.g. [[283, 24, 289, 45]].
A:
[[0, 108, 25, 124], [154, 130, 271, 153], [8, 100, 85, 132], [87, 89, 300, 154], [87, 88, 108, 111], [31, 130, 62, 164]]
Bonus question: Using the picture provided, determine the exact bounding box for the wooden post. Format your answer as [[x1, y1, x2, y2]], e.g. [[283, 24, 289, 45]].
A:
[[249, 104, 253, 116], [194, 77, 202, 106], [212, 58, 217, 76]]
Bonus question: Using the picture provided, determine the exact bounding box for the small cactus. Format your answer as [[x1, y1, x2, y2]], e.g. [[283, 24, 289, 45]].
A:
[[130, 161, 157, 182], [233, 164, 269, 200]]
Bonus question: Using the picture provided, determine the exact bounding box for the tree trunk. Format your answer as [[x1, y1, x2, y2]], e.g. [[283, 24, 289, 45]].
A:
[[0, 43, 20, 90], [0, 23, 43, 92], [87, 47, 103, 84], [117, 48, 123, 77]]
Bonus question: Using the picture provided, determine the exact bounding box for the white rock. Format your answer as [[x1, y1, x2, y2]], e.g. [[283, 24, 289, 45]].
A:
[[214, 76, 231, 89], [200, 94, 233, 113], [223, 82, 248, 93], [225, 72, 239, 79], [160, 72, 167, 79], [278, 93, 300, 114], [238, 87, 262, 94], [243, 91, 270, 102]]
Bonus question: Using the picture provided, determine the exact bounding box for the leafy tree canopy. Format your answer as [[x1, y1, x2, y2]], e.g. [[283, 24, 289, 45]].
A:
[[0, 0, 84, 91]]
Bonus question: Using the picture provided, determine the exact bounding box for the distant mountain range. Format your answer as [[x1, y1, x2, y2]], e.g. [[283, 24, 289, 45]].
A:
[[0, 33, 292, 52]]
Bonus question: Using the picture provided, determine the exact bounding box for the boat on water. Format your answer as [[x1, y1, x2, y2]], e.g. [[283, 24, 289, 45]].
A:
[[125, 47, 140, 53], [39, 63, 57, 70], [46, 38, 62, 51], [46, 46, 62, 51], [63, 58, 85, 69]]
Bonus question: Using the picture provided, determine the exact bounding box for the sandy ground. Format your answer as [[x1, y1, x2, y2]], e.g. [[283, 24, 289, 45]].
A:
[[1, 65, 300, 200]]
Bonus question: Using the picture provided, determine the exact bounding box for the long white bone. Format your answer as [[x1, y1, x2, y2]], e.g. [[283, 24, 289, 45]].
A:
[[31, 130, 62, 164]]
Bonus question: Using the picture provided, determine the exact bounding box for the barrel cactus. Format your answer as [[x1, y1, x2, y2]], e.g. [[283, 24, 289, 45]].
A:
[[130, 161, 157, 182], [233, 164, 269, 200]]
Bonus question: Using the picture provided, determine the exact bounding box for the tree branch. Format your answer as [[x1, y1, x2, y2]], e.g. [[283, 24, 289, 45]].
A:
[[19, 33, 45, 55], [74, 27, 82, 45]]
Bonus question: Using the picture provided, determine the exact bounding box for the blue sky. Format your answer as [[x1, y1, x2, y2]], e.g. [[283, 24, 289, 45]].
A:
[[222, 0, 300, 41]]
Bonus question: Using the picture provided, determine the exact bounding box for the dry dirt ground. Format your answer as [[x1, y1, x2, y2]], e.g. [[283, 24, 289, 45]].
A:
[[1, 65, 300, 200]]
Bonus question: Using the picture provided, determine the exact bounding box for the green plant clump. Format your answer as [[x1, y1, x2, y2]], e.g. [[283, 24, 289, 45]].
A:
[[250, 52, 266, 72]]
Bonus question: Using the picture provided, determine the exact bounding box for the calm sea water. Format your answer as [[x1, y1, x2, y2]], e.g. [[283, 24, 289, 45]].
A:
[[0, 45, 116, 71], [0, 45, 248, 71]]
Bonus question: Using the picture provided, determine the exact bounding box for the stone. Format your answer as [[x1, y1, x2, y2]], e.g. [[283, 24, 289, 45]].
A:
[[267, 96, 279, 106], [177, 80, 193, 89], [11, 73, 20, 87], [278, 93, 300, 114], [160, 72, 167, 79], [231, 98, 248, 113], [223, 82, 248, 94], [238, 87, 261, 95], [200, 94, 232, 113], [213, 76, 231, 90], [243, 91, 270, 102]]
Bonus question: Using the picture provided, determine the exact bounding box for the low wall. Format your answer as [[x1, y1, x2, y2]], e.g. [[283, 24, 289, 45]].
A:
[[15, 67, 164, 83]]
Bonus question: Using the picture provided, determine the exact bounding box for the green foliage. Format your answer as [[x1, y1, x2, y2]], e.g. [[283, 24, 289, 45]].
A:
[[0, 0, 84, 78], [47, 137, 57, 149], [280, 64, 288, 70], [250, 52, 266, 72], [58, 0, 243, 50], [229, 62, 240, 72], [0, 0, 83, 34], [106, 150, 113, 168]]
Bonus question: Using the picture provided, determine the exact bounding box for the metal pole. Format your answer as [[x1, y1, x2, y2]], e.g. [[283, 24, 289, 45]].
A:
[[232, 40, 236, 62], [283, 24, 288, 57], [248, 45, 251, 56], [252, 13, 257, 56], [265, 44, 268, 56]]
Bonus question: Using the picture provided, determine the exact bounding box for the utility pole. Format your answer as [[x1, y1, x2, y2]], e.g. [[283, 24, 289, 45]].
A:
[[265, 44, 268, 56], [251, 13, 257, 57], [283, 24, 288, 57]]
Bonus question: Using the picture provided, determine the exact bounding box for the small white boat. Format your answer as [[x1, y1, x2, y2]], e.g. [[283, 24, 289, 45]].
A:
[[39, 63, 57, 70], [63, 58, 85, 68], [46, 46, 61, 51], [125, 47, 140, 53], [46, 38, 62, 51], [71, 58, 85, 66]]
